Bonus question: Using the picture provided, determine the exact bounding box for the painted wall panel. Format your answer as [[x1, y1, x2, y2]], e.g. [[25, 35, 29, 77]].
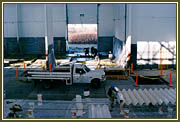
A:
[[68, 4, 97, 24], [51, 4, 66, 37], [131, 4, 176, 66], [20, 22, 45, 37], [4, 4, 66, 37], [4, 23, 17, 37], [131, 4, 176, 43], [99, 4, 114, 36], [4, 4, 116, 38], [19, 37, 45, 55], [4, 4, 17, 37], [114, 4, 125, 41], [19, 4, 45, 37], [98, 37, 113, 52], [4, 38, 18, 55], [113, 4, 132, 68], [97, 4, 114, 52]]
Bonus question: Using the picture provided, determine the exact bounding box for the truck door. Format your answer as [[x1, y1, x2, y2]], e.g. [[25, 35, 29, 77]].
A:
[[73, 68, 87, 83]]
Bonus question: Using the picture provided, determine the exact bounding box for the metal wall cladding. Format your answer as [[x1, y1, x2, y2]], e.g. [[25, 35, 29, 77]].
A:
[[4, 38, 19, 55], [89, 104, 111, 118], [54, 37, 66, 56], [120, 88, 176, 106], [4, 37, 45, 55], [4, 37, 66, 56], [20, 37, 45, 55], [98, 37, 113, 53]]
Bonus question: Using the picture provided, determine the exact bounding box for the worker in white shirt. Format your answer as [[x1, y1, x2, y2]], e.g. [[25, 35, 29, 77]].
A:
[[115, 89, 125, 114], [108, 51, 113, 61], [107, 84, 124, 113]]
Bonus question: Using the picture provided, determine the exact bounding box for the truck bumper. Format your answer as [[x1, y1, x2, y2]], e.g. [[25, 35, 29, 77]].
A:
[[101, 77, 106, 81]]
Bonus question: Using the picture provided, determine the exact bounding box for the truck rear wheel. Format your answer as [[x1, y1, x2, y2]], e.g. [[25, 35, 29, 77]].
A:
[[91, 79, 100, 89]]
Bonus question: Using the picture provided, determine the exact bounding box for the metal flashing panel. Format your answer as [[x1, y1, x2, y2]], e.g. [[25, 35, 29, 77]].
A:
[[119, 88, 176, 106], [89, 104, 111, 118]]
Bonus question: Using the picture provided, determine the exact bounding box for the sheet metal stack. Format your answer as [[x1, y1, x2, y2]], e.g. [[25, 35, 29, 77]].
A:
[[89, 104, 111, 118], [120, 88, 176, 106]]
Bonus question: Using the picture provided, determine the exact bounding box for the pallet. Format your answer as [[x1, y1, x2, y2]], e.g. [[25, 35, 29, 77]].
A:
[[158, 64, 168, 70], [106, 75, 128, 80]]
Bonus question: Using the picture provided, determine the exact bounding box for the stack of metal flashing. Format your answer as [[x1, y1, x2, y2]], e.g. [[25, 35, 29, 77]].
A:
[[89, 104, 111, 118], [120, 88, 176, 106]]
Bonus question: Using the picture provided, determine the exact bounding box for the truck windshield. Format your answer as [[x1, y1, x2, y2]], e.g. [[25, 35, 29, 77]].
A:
[[84, 65, 90, 72]]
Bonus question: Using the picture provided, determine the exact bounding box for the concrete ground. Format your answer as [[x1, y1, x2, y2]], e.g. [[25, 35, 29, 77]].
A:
[[4, 98, 110, 119], [3, 63, 177, 119]]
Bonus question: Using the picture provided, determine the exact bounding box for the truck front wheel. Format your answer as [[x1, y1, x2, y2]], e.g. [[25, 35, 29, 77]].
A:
[[91, 79, 100, 88]]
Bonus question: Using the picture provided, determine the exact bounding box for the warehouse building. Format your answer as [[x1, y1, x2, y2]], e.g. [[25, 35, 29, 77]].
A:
[[4, 3, 176, 68], [3, 3, 177, 119]]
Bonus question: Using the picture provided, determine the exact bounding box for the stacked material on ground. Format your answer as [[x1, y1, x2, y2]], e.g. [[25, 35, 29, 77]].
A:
[[85, 59, 117, 70], [4, 99, 72, 118], [85, 60, 99, 70], [28, 59, 46, 68], [89, 104, 111, 118], [9, 63, 24, 68], [28, 59, 71, 69], [4, 58, 37, 68], [98, 59, 116, 66], [105, 69, 128, 80], [4, 97, 176, 119], [4, 98, 111, 119], [119, 88, 176, 106], [71, 98, 111, 118], [56, 59, 71, 65]]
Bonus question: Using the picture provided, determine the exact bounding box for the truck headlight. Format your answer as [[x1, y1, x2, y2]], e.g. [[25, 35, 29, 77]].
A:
[[102, 75, 105, 79]]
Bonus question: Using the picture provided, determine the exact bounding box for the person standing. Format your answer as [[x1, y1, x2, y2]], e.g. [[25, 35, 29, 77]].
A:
[[107, 84, 125, 113], [107, 84, 116, 112], [84, 48, 89, 56], [116, 91, 125, 114], [94, 48, 97, 57], [127, 53, 132, 69], [91, 47, 95, 57], [109, 51, 113, 61]]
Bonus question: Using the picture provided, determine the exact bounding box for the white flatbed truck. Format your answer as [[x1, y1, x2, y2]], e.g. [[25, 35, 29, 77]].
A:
[[27, 63, 105, 89]]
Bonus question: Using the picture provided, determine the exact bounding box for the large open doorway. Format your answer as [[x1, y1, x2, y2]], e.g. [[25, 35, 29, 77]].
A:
[[67, 24, 97, 56]]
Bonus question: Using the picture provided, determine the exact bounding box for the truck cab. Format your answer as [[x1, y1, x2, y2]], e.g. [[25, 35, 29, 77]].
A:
[[72, 63, 105, 88]]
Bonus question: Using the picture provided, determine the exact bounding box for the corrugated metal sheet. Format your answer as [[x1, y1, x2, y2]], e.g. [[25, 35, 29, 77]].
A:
[[89, 104, 111, 118], [153, 88, 165, 105], [127, 89, 138, 105], [119, 88, 176, 106], [157, 88, 170, 105], [169, 88, 176, 96], [138, 89, 151, 105], [144, 89, 157, 105], [164, 88, 176, 100], [132, 89, 144, 105], [122, 89, 132, 105], [159, 88, 175, 104], [149, 88, 163, 105]]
